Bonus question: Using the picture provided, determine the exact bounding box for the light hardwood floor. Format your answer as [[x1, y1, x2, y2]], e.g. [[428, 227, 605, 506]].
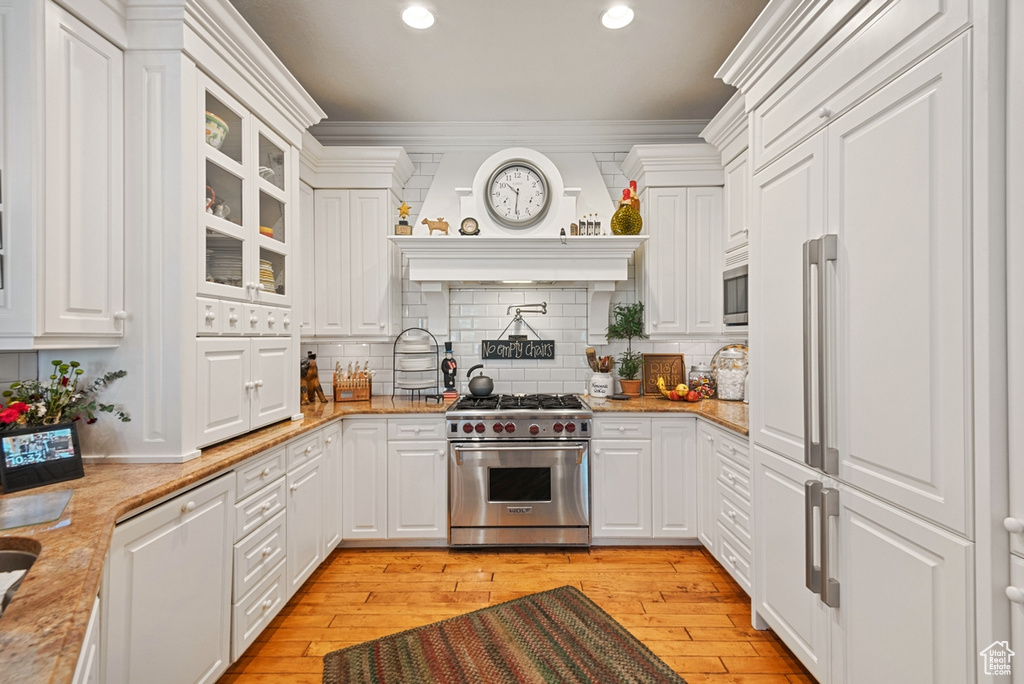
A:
[[220, 546, 814, 684]]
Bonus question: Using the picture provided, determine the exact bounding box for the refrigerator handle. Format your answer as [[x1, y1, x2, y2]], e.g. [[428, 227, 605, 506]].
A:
[[802, 239, 823, 470], [821, 486, 841, 608], [804, 480, 822, 595], [818, 234, 839, 475]]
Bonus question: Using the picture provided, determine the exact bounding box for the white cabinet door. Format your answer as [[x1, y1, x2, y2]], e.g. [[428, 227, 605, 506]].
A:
[[750, 134, 825, 464], [651, 418, 697, 538], [103, 474, 234, 684], [322, 422, 343, 552], [197, 338, 251, 446], [286, 454, 323, 599], [696, 423, 718, 551], [591, 439, 652, 538], [387, 440, 447, 539], [348, 190, 393, 336], [250, 337, 293, 428], [71, 596, 100, 684], [298, 180, 315, 334], [313, 189, 350, 335], [43, 3, 124, 337], [723, 151, 750, 254], [342, 419, 388, 539], [753, 446, 830, 683], [828, 37, 971, 534], [685, 187, 723, 335], [830, 484, 972, 684], [1011, 554, 1024, 684], [642, 188, 688, 336]]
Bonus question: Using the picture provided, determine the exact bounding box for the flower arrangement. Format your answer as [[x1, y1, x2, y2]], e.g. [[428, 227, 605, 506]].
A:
[[0, 360, 129, 430]]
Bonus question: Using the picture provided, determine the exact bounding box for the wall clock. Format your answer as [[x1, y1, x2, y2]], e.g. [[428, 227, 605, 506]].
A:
[[485, 160, 550, 228]]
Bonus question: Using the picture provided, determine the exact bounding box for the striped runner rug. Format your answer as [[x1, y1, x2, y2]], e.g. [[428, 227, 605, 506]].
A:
[[322, 584, 686, 683]]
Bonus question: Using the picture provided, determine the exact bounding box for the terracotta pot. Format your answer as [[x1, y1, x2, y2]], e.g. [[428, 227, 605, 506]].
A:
[[618, 379, 642, 396]]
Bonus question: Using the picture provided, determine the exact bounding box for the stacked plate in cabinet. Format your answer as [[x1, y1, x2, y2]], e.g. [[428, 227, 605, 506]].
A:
[[206, 235, 243, 287]]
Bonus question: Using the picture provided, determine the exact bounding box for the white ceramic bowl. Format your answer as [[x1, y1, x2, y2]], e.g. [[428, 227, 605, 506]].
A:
[[205, 111, 229, 150]]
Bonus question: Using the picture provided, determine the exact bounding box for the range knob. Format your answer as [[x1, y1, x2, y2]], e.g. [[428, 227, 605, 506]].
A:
[[553, 422, 564, 433], [475, 423, 486, 433], [462, 423, 473, 434], [504, 422, 516, 433], [529, 424, 540, 435], [565, 422, 576, 433], [492, 422, 504, 433]]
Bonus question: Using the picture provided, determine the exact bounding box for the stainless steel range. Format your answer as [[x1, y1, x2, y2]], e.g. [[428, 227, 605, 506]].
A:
[[446, 393, 592, 546]]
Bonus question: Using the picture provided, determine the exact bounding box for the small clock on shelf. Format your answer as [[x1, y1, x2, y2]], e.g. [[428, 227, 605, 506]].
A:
[[459, 217, 480, 235]]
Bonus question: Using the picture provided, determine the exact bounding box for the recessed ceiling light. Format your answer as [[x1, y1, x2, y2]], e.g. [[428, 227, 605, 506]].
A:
[[601, 5, 634, 29], [402, 5, 435, 29]]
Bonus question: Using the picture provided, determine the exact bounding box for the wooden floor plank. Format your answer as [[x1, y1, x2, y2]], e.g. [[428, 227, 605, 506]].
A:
[[216, 546, 815, 684]]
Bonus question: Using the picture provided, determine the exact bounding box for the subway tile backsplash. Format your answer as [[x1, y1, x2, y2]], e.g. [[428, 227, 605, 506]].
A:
[[303, 283, 744, 397]]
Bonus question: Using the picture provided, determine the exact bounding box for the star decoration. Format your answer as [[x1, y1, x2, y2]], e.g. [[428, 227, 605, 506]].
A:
[[398, 202, 411, 219]]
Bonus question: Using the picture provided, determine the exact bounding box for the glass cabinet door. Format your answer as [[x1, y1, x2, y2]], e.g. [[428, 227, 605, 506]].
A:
[[198, 76, 291, 306]]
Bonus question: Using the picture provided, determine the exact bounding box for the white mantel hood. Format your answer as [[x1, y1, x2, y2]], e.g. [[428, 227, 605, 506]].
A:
[[389, 235, 647, 344]]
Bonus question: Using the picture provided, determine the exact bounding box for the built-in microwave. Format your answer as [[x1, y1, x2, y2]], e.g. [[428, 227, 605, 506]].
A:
[[723, 264, 748, 326]]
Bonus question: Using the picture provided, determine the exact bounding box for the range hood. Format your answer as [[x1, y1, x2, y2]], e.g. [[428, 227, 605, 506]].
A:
[[389, 235, 646, 344]]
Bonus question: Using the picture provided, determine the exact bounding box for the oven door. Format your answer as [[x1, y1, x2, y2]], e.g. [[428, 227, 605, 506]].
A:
[[449, 441, 589, 528]]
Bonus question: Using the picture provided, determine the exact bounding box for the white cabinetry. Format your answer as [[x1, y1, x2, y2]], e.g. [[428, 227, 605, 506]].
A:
[[300, 142, 413, 340], [698, 422, 752, 594], [341, 417, 447, 541], [592, 416, 697, 542], [196, 337, 295, 447], [103, 474, 234, 684], [622, 145, 724, 337], [322, 422, 343, 552], [71, 596, 100, 684], [0, 1, 125, 349], [285, 447, 323, 597], [722, 152, 749, 256]]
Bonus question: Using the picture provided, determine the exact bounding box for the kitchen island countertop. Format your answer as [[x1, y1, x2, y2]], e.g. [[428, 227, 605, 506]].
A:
[[0, 394, 746, 683]]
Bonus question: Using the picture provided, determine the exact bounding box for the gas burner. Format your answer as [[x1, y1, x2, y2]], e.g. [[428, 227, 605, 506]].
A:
[[450, 393, 586, 412]]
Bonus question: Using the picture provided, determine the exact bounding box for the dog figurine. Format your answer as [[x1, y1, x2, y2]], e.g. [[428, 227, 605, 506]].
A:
[[421, 217, 449, 235], [300, 351, 327, 404]]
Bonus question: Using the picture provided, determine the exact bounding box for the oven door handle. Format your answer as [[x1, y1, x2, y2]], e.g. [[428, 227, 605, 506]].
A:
[[452, 443, 587, 467]]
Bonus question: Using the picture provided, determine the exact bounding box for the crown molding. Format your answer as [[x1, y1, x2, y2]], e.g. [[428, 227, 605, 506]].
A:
[[300, 131, 414, 190], [308, 120, 710, 153], [621, 144, 725, 191], [700, 91, 749, 165]]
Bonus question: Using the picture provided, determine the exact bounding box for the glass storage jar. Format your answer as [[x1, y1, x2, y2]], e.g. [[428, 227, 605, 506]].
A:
[[713, 348, 748, 401], [688, 364, 715, 399]]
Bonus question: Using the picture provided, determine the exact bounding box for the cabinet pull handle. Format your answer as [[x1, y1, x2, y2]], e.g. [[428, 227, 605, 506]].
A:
[[1004, 517, 1024, 534], [283, 319, 291, 328], [705, 434, 712, 443], [326, 437, 333, 444], [262, 501, 272, 511], [1007, 586, 1024, 604], [728, 555, 737, 564], [255, 379, 264, 388], [245, 381, 256, 390], [262, 546, 272, 557], [261, 467, 271, 477], [618, 426, 626, 432], [820, 486, 840, 608], [305, 445, 313, 453], [181, 500, 196, 513], [728, 510, 737, 519], [114, 310, 128, 321], [727, 444, 736, 454], [250, 316, 259, 325], [205, 311, 216, 321], [229, 314, 239, 323], [290, 483, 299, 492], [818, 106, 831, 119], [262, 600, 272, 611], [804, 481, 822, 595]]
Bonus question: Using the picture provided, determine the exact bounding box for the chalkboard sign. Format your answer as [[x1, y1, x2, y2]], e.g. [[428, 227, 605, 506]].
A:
[[482, 339, 556, 360]]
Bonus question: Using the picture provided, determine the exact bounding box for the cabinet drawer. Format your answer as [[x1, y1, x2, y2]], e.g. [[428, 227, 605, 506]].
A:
[[752, 0, 968, 169], [244, 304, 263, 335], [235, 477, 287, 540], [593, 417, 651, 440], [235, 446, 287, 502], [233, 510, 286, 601], [197, 297, 221, 335], [388, 418, 444, 441], [287, 430, 324, 471], [714, 430, 750, 469], [222, 301, 245, 335], [716, 453, 751, 503], [261, 306, 286, 336], [717, 522, 752, 592], [231, 558, 287, 661], [717, 486, 752, 544]]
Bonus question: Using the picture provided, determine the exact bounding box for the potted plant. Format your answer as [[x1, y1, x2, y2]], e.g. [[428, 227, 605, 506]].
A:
[[607, 301, 647, 396], [0, 360, 129, 430]]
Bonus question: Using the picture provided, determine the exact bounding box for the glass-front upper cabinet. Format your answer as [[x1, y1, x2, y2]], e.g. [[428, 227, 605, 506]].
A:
[[199, 75, 290, 306]]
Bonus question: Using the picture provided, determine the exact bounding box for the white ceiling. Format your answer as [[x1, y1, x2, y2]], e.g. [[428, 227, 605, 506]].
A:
[[227, 0, 768, 130]]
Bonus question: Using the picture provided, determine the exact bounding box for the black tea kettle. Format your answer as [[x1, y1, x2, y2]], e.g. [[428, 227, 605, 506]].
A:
[[466, 364, 494, 397]]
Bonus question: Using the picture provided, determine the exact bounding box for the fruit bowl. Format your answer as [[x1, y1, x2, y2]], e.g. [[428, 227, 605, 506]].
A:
[[656, 377, 697, 401]]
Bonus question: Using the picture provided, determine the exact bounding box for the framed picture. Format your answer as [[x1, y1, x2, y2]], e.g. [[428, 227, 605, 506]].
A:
[[642, 353, 685, 396], [0, 422, 85, 493]]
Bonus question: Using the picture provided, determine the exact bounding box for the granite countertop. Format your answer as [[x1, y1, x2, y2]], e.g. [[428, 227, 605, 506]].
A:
[[0, 393, 746, 683], [586, 396, 749, 435], [0, 396, 447, 684]]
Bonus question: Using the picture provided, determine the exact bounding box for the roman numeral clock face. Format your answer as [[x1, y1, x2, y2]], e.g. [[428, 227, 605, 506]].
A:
[[486, 162, 550, 228]]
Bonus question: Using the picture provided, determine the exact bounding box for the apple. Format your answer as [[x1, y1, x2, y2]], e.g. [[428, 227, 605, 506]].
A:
[[685, 390, 700, 402], [668, 390, 679, 400]]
